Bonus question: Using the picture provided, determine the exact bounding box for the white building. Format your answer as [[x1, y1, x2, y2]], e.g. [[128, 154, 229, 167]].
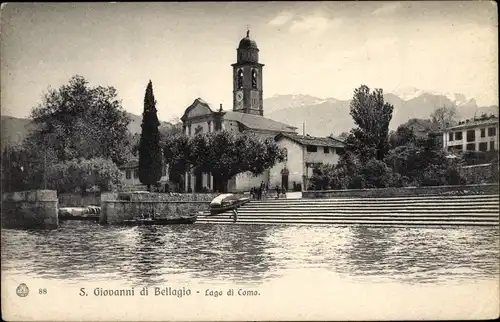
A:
[[442, 116, 499, 153], [269, 133, 345, 191], [119, 160, 170, 190]]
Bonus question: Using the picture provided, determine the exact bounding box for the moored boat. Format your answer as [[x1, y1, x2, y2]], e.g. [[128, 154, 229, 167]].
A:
[[209, 193, 250, 215]]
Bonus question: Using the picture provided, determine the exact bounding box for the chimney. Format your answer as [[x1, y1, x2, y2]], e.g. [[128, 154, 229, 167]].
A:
[[219, 103, 223, 112]]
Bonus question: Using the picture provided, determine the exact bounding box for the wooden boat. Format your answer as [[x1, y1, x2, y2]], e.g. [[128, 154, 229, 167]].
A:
[[122, 215, 197, 226], [209, 194, 250, 215]]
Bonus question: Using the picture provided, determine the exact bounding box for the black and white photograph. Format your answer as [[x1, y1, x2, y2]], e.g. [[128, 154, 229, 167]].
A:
[[1, 1, 499, 321]]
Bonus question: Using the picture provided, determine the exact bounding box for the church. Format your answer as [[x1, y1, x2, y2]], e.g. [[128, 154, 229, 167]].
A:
[[180, 31, 345, 193]]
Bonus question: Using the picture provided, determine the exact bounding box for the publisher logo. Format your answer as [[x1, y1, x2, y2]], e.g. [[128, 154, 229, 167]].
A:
[[16, 283, 29, 297]]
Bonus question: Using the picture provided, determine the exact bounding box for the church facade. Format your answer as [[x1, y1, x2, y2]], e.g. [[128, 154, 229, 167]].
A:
[[180, 31, 344, 193]]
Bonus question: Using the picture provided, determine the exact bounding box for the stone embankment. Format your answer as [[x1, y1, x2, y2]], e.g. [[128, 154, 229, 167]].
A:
[[196, 194, 499, 227], [2, 190, 59, 229], [99, 192, 218, 225]]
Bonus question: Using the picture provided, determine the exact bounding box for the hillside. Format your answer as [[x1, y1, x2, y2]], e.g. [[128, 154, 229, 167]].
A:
[[1, 116, 34, 150], [1, 112, 178, 151]]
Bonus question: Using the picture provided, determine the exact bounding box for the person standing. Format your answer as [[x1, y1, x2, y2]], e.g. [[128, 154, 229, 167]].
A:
[[231, 208, 238, 222]]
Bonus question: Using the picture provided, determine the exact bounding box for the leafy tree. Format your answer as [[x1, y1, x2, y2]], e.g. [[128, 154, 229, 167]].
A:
[[384, 132, 466, 186], [322, 151, 364, 190], [430, 105, 457, 130], [1, 140, 58, 192], [46, 158, 122, 193], [188, 130, 286, 192], [389, 124, 417, 149], [347, 85, 394, 161], [359, 159, 393, 188], [29, 75, 131, 165], [163, 133, 192, 191], [308, 164, 335, 190], [138, 80, 162, 191]]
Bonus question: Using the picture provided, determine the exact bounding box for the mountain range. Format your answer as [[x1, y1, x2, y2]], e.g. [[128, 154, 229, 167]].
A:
[[1, 89, 498, 149], [265, 89, 498, 136]]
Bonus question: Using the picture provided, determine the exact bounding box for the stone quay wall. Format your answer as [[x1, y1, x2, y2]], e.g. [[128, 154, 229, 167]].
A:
[[1, 190, 58, 229], [100, 192, 219, 225], [58, 192, 101, 207], [302, 183, 499, 199]]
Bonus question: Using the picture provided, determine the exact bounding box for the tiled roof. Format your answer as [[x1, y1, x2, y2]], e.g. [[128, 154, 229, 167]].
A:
[[446, 117, 499, 131], [223, 111, 297, 133], [276, 133, 345, 148]]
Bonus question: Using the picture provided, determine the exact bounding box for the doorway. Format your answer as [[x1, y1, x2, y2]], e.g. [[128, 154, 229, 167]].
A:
[[281, 174, 289, 191]]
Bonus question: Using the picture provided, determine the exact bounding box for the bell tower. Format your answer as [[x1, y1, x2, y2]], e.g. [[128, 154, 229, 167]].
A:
[[231, 30, 264, 116]]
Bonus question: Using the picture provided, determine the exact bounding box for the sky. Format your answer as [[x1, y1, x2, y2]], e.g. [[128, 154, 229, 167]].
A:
[[1, 1, 498, 121]]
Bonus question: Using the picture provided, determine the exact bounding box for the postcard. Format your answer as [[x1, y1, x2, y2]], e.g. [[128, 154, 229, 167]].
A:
[[1, 1, 499, 321]]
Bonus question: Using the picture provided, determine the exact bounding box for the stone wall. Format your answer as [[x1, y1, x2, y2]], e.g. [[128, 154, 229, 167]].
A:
[[1, 190, 58, 229], [58, 192, 101, 207], [302, 183, 499, 199], [99, 192, 220, 225]]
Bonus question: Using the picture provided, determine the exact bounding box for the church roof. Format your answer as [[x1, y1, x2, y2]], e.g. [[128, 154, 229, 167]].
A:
[[223, 111, 297, 133], [238, 30, 258, 49], [276, 133, 345, 148]]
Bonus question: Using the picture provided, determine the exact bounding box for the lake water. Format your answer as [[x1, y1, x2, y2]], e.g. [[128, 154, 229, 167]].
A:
[[2, 221, 499, 320]]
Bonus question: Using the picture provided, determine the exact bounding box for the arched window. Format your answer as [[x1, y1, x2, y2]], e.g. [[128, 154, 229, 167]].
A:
[[252, 69, 257, 89], [237, 69, 244, 89]]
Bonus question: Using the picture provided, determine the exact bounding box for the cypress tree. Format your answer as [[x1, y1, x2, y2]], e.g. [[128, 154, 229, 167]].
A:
[[139, 80, 162, 191]]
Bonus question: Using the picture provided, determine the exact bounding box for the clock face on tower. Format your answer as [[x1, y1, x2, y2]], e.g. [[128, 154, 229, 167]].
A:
[[236, 91, 243, 102]]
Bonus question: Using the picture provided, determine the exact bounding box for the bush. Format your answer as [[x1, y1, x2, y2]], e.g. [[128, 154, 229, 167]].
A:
[[359, 159, 393, 188], [308, 164, 335, 190], [47, 157, 122, 193]]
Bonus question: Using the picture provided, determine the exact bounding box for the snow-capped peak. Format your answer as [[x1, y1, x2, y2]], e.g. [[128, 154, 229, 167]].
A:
[[389, 87, 470, 106], [390, 86, 427, 101]]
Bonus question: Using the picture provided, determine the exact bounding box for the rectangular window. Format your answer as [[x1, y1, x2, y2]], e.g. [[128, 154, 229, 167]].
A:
[[134, 169, 139, 178], [490, 141, 495, 151], [162, 165, 167, 177], [306, 145, 317, 152], [488, 127, 496, 137], [448, 132, 453, 141], [480, 128, 486, 138], [466, 143, 475, 151], [466, 130, 475, 142], [479, 142, 488, 151], [323, 146, 330, 154], [126, 170, 131, 179], [455, 131, 463, 140]]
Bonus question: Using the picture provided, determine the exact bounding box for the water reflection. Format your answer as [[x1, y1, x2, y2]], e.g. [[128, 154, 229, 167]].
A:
[[1, 222, 499, 286]]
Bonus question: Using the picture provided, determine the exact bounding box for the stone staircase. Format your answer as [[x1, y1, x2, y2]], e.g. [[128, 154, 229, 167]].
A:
[[196, 194, 500, 227]]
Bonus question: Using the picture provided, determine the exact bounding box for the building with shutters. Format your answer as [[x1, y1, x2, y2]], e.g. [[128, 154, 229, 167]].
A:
[[442, 115, 499, 153]]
